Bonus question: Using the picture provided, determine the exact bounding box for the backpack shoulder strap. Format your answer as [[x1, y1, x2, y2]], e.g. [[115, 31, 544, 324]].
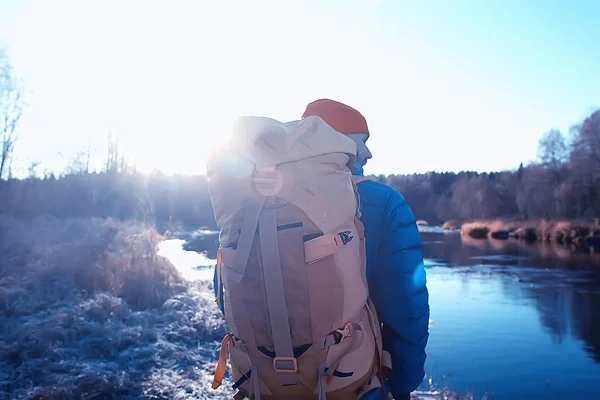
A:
[[351, 175, 371, 218], [351, 175, 371, 185], [259, 207, 298, 385]]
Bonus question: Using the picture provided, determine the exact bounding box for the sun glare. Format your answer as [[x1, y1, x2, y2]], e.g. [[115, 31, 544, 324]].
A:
[[4, 0, 401, 177], [3, 0, 566, 177]]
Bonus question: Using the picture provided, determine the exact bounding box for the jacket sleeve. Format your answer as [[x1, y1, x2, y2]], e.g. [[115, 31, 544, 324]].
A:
[[371, 189, 430, 396]]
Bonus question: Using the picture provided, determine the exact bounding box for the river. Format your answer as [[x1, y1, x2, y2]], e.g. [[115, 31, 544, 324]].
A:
[[158, 229, 600, 399], [420, 230, 600, 399]]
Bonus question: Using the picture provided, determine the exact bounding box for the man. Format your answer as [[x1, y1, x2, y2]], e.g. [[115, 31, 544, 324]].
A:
[[301, 99, 430, 400]]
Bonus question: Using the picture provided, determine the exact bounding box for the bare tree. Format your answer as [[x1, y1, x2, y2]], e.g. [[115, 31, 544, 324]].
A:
[[0, 48, 24, 180], [517, 165, 558, 218], [568, 109, 600, 216], [85, 136, 93, 173], [570, 110, 600, 180], [106, 131, 121, 173], [106, 131, 135, 174], [65, 151, 89, 175], [537, 129, 568, 170], [64, 137, 94, 175], [28, 160, 41, 178]]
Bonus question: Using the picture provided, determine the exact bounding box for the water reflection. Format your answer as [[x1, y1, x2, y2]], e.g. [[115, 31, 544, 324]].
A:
[[421, 232, 600, 399], [162, 229, 600, 398], [157, 239, 216, 281]]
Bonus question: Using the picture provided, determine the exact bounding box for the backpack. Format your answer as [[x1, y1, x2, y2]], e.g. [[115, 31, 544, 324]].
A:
[[207, 115, 388, 399]]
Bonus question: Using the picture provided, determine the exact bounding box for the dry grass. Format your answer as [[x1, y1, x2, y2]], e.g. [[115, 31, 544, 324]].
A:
[[512, 226, 538, 243], [441, 220, 461, 231], [0, 216, 233, 399], [0, 215, 186, 311], [460, 221, 490, 239], [460, 220, 512, 240], [457, 218, 600, 247]]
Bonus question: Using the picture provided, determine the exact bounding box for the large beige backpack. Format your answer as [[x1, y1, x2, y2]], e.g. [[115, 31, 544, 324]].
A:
[[207, 115, 388, 399]]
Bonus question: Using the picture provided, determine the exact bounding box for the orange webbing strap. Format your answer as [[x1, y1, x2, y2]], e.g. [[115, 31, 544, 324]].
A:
[[215, 247, 223, 308], [212, 334, 231, 389]]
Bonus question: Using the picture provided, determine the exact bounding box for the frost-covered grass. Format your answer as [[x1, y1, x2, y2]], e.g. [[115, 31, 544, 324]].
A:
[[0, 216, 472, 399], [0, 216, 233, 399]]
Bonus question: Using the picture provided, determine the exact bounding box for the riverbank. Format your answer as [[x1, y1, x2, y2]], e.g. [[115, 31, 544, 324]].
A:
[[0, 216, 232, 399], [0, 216, 473, 399], [451, 218, 600, 248]]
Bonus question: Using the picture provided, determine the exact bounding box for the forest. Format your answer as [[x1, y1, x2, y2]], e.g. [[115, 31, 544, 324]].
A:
[[1, 107, 599, 231], [2, 45, 599, 231]]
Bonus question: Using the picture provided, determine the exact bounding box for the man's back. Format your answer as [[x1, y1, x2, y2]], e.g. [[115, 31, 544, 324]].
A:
[[356, 177, 430, 398]]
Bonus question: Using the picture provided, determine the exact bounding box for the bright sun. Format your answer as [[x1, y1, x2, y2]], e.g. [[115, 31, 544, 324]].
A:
[[6, 0, 402, 177], [4, 0, 542, 177]]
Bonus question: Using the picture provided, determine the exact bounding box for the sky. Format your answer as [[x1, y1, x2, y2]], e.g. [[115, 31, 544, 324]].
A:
[[0, 0, 598, 178]]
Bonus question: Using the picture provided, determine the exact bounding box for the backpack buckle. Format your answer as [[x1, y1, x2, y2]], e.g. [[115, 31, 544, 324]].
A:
[[338, 322, 354, 339], [273, 357, 297, 373], [332, 322, 355, 344]]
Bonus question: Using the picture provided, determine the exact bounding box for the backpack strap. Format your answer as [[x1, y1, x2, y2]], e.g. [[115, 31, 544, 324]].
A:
[[351, 175, 370, 218], [317, 364, 327, 400], [259, 206, 298, 386], [304, 230, 355, 264], [249, 365, 261, 400], [351, 175, 371, 185], [211, 333, 231, 389], [228, 194, 267, 283]]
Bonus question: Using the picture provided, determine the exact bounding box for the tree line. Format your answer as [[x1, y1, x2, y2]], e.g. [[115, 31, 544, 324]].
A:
[[2, 47, 599, 228], [381, 110, 600, 225], [0, 105, 598, 230]]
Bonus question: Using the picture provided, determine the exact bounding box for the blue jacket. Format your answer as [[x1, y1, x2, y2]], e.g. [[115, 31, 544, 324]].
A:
[[353, 165, 430, 396]]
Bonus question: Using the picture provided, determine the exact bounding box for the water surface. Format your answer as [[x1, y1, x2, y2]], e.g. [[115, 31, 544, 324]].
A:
[[420, 231, 600, 399], [159, 231, 600, 399], [157, 239, 215, 281]]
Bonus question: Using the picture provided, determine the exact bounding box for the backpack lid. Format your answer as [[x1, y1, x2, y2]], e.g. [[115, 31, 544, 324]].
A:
[[207, 115, 358, 173]]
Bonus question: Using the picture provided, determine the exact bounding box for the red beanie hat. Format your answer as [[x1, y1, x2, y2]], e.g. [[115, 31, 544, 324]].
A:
[[302, 98, 369, 137]]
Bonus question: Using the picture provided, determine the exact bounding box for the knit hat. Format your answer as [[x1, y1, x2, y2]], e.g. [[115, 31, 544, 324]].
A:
[[301, 98, 369, 137]]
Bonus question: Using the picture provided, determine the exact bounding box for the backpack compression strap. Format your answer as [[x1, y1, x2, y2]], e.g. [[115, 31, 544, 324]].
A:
[[228, 194, 267, 283], [259, 207, 298, 386]]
